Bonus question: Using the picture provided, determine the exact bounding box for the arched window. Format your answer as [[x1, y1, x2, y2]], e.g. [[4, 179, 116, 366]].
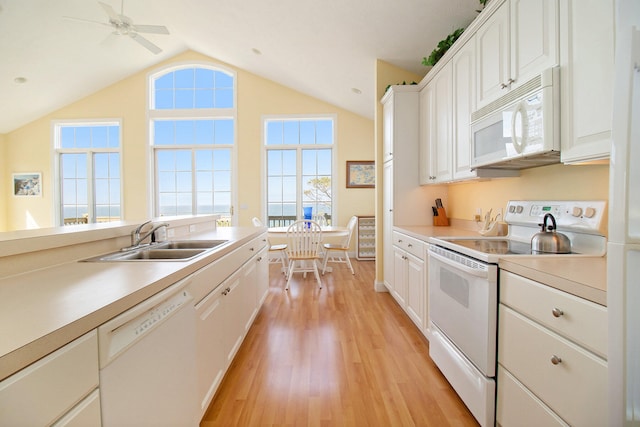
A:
[[149, 63, 236, 225]]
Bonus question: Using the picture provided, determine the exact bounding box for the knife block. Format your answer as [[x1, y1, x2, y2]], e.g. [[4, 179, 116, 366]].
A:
[[433, 208, 449, 226]]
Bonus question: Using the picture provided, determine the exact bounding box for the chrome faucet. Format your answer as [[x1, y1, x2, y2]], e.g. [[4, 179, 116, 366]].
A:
[[128, 221, 170, 248]]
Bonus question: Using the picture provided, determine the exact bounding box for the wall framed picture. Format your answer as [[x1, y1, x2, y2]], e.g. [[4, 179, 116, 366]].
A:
[[13, 173, 42, 197], [346, 161, 375, 188]]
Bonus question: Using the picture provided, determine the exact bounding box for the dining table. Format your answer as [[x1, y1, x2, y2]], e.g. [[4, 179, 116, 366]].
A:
[[267, 225, 349, 274]]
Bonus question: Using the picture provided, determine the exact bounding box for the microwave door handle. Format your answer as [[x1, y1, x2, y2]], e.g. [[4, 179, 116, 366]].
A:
[[511, 101, 527, 154], [429, 249, 489, 279]]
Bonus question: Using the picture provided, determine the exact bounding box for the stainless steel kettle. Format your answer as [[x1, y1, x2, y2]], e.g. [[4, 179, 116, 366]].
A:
[[531, 213, 572, 254]]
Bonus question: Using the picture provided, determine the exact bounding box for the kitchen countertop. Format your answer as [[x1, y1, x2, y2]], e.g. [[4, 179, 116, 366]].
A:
[[395, 224, 607, 307], [0, 226, 264, 381]]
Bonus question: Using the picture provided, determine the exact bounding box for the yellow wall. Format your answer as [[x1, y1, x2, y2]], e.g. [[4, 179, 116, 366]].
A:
[[1, 50, 374, 231], [448, 162, 610, 226]]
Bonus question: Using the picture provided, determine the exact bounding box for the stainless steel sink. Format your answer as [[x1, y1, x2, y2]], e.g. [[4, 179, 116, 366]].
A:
[[81, 239, 229, 262], [154, 240, 228, 250]]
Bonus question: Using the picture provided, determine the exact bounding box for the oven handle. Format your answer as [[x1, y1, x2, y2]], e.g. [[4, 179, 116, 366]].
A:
[[428, 249, 489, 279]]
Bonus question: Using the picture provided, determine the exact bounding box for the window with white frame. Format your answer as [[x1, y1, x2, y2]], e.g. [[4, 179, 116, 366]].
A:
[[54, 121, 122, 225], [264, 117, 335, 227], [149, 64, 235, 225]]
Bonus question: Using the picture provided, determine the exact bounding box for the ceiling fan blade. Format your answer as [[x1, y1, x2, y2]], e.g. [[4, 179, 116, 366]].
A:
[[99, 1, 121, 22], [129, 33, 162, 54], [63, 15, 112, 28], [133, 24, 170, 35]]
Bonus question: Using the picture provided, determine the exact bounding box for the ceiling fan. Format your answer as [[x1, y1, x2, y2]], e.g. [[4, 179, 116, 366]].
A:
[[64, 1, 169, 54]]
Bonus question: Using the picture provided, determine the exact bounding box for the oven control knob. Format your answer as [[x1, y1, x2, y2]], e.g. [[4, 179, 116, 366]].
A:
[[572, 207, 583, 217], [585, 207, 596, 218], [516, 205, 524, 214], [508, 205, 516, 213]]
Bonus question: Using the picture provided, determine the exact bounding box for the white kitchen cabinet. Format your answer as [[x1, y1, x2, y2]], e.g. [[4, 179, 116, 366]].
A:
[[381, 87, 433, 292], [559, 0, 614, 163], [194, 269, 240, 417], [0, 330, 100, 427], [390, 231, 427, 333], [355, 216, 376, 260], [476, 0, 559, 109], [431, 62, 453, 183], [451, 38, 477, 181], [192, 233, 269, 418], [497, 270, 608, 426]]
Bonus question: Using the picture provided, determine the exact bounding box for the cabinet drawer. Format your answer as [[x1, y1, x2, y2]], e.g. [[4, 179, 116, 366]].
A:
[[0, 330, 99, 426], [498, 305, 607, 427], [500, 270, 607, 358], [497, 366, 568, 427], [392, 231, 424, 258]]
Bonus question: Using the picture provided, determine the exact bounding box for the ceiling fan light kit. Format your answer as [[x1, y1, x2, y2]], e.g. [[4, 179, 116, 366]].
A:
[[64, 0, 169, 54]]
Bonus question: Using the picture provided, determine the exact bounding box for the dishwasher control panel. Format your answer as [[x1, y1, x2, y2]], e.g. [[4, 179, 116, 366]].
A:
[[97, 277, 193, 368]]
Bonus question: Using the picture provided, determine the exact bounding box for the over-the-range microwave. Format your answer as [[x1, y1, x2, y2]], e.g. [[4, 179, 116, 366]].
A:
[[470, 67, 560, 170]]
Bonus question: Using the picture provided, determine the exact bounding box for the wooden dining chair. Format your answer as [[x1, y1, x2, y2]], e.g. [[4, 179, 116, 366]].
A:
[[321, 215, 357, 275], [252, 217, 289, 277], [285, 220, 323, 290]]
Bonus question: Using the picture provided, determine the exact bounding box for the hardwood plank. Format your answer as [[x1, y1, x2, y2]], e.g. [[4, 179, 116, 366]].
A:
[[201, 260, 479, 426]]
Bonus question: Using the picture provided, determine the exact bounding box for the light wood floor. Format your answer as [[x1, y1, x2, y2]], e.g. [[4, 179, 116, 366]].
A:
[[201, 259, 478, 426]]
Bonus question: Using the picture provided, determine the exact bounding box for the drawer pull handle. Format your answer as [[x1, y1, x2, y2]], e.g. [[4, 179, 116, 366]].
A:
[[550, 355, 562, 365], [552, 308, 564, 318]]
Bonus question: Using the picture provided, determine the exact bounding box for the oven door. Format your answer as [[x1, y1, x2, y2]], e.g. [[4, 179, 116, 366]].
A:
[[428, 245, 498, 377]]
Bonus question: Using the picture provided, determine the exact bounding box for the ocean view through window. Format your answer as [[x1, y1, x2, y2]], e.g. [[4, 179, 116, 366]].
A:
[[149, 64, 236, 225], [264, 117, 335, 227]]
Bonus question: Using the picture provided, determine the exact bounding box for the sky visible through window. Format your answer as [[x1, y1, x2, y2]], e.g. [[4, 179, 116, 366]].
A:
[[151, 66, 235, 219]]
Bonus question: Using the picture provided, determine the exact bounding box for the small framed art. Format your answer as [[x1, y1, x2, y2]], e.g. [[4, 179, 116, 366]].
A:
[[346, 161, 375, 188]]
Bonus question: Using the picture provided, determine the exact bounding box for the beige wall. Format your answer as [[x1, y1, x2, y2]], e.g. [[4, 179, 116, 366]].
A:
[[1, 50, 374, 231], [0, 133, 6, 230]]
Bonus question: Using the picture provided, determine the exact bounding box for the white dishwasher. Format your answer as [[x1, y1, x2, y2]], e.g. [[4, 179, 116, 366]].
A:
[[98, 276, 198, 427]]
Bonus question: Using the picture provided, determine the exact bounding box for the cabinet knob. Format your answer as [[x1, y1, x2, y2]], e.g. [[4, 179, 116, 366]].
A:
[[408, 243, 413, 248], [552, 308, 564, 318], [550, 355, 562, 365], [500, 82, 508, 89], [250, 247, 255, 251], [257, 257, 263, 262]]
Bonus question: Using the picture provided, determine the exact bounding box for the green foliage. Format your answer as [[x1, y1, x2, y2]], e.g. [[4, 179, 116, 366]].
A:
[[384, 81, 418, 93], [422, 28, 465, 67]]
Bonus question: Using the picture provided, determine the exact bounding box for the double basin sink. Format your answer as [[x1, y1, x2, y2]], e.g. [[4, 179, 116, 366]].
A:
[[82, 240, 229, 262]]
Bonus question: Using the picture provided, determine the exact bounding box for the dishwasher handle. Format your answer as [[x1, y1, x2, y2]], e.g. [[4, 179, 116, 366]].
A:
[[98, 276, 193, 369]]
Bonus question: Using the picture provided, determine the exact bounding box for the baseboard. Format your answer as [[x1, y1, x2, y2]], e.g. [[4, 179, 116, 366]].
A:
[[374, 280, 388, 293]]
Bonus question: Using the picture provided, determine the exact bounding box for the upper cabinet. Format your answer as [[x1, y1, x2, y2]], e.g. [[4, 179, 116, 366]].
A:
[[421, 62, 453, 184], [451, 38, 477, 181], [559, 0, 614, 163], [476, 0, 559, 109]]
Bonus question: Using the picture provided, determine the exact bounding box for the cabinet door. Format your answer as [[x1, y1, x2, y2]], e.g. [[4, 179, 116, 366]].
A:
[[392, 247, 407, 307], [383, 161, 394, 290], [432, 63, 453, 183], [510, 0, 559, 89], [255, 246, 269, 306], [383, 95, 394, 162], [419, 84, 435, 184], [405, 252, 425, 331], [559, 0, 614, 163], [452, 39, 477, 180], [476, 2, 510, 108], [195, 280, 229, 415]]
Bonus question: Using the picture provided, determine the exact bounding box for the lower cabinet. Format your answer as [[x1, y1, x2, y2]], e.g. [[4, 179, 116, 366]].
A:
[[0, 330, 101, 427], [193, 233, 268, 418], [388, 231, 428, 335], [497, 270, 607, 426]]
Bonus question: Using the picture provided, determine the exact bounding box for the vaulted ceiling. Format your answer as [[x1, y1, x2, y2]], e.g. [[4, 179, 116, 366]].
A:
[[0, 0, 479, 134]]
